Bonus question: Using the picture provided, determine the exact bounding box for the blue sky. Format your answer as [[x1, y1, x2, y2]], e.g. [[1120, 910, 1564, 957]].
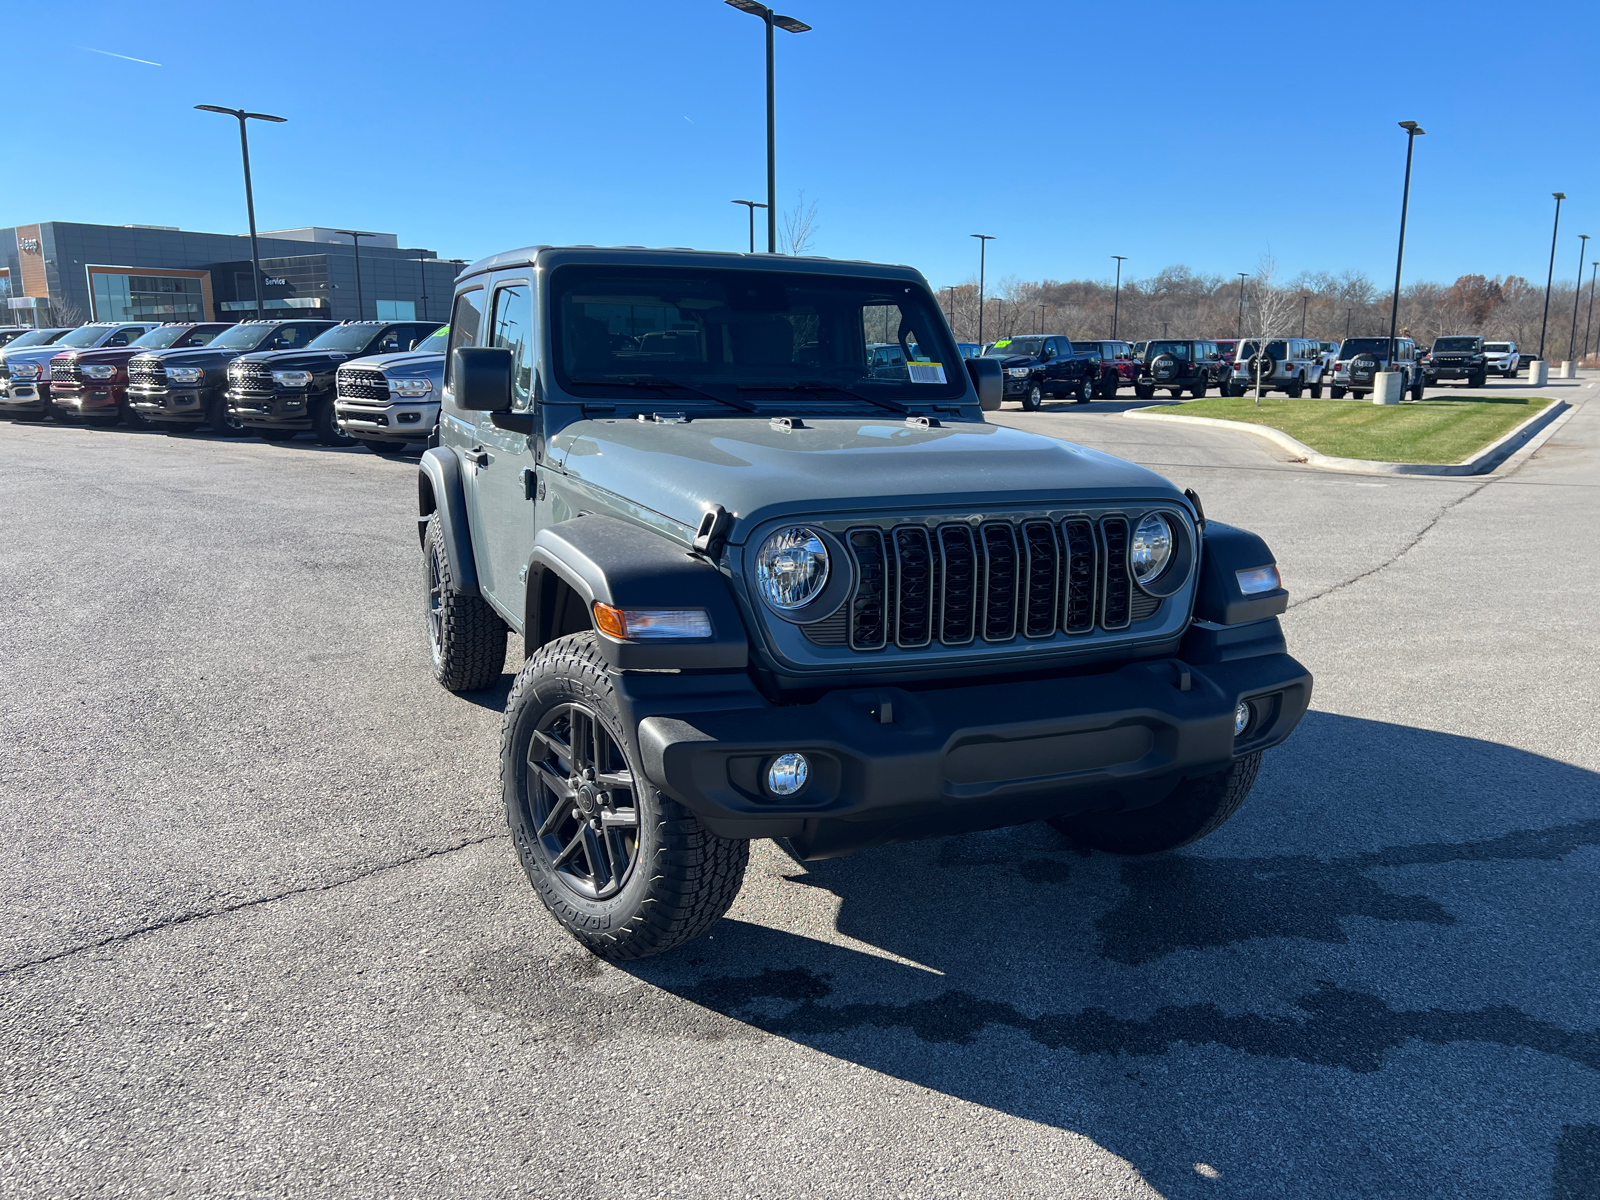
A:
[[10, 0, 1600, 291]]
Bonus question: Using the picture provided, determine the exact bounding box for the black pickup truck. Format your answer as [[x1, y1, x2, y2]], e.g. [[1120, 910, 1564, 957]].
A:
[[980, 335, 1102, 410]]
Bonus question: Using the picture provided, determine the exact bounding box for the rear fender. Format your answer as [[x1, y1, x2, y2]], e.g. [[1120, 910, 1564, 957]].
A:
[[418, 447, 479, 597]]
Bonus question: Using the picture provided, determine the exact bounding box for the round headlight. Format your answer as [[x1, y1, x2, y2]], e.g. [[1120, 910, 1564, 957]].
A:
[[1130, 513, 1173, 584], [756, 527, 830, 611]]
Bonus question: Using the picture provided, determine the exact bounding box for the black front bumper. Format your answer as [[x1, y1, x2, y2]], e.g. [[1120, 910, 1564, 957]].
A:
[[624, 626, 1311, 859], [227, 387, 318, 430], [1424, 363, 1483, 381], [129, 385, 213, 423]]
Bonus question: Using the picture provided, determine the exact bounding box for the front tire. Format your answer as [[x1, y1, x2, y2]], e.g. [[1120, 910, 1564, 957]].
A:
[[1189, 379, 1206, 399], [1330, 385, 1346, 399], [503, 632, 750, 960], [1047, 752, 1262, 855], [1309, 381, 1323, 398], [1076, 376, 1093, 403], [1021, 383, 1042, 411], [1134, 383, 1155, 400], [207, 393, 248, 438], [313, 398, 356, 447], [423, 513, 507, 692], [358, 438, 395, 454]]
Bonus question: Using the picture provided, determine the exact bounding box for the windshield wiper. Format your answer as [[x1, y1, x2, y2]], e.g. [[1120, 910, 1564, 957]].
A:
[[747, 380, 909, 415], [568, 375, 754, 412]]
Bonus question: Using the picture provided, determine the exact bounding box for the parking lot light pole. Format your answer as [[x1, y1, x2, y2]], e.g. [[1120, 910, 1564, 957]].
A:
[[971, 234, 994, 346], [1300, 294, 1308, 337], [725, 1, 810, 254], [1111, 256, 1127, 338], [1236, 273, 1248, 340], [1568, 234, 1588, 364], [1585, 261, 1599, 360], [333, 230, 377, 320], [1388, 121, 1425, 372], [1036, 304, 1045, 334], [1538, 192, 1565, 362], [195, 105, 287, 319], [731, 199, 767, 253], [1346, 307, 1353, 338]]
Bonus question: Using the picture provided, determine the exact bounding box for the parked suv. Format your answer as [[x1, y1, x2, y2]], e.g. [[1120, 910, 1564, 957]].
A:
[[48, 322, 233, 427], [0, 328, 72, 419], [1330, 337, 1424, 400], [128, 319, 336, 435], [981, 335, 1102, 408], [226, 320, 439, 444], [1483, 341, 1520, 377], [0, 326, 35, 348], [1422, 336, 1490, 387], [415, 245, 1310, 961], [0, 323, 157, 420], [1073, 340, 1140, 397], [334, 323, 447, 452], [1229, 337, 1326, 397], [1135, 339, 1230, 399]]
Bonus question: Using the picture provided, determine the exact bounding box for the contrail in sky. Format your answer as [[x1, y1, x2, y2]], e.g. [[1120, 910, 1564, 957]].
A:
[[80, 47, 162, 66]]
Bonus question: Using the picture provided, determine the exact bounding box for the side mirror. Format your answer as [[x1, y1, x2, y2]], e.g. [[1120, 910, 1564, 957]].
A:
[[452, 346, 514, 411], [965, 356, 1003, 411]]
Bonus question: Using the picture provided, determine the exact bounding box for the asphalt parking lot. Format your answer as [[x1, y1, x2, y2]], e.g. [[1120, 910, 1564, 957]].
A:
[[3, 375, 1597, 1199]]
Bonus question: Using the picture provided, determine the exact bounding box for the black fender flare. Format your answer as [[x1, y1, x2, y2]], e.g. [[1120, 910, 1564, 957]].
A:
[[1193, 522, 1289, 625], [526, 516, 748, 670], [417, 447, 479, 597]]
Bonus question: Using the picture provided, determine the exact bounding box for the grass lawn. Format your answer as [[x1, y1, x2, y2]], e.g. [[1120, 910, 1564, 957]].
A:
[[1164, 394, 1556, 464]]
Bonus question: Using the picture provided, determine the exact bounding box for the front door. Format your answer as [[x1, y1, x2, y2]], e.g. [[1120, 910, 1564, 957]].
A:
[[472, 277, 540, 626]]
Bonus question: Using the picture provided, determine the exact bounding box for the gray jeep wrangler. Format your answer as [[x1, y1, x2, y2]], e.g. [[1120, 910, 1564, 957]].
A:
[[418, 246, 1311, 961]]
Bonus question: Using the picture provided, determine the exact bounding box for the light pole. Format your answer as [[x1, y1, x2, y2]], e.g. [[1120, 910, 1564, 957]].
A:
[[1300, 294, 1309, 337], [971, 234, 994, 346], [1388, 121, 1425, 371], [1585, 261, 1598, 361], [195, 105, 287, 319], [1539, 192, 1565, 362], [945, 285, 955, 328], [1036, 304, 1046, 334], [333, 230, 377, 320], [725, 1, 810, 254], [731, 199, 768, 253], [1346, 307, 1353, 339], [1236, 273, 1248, 340], [1567, 233, 1588, 364], [1111, 255, 1127, 339]]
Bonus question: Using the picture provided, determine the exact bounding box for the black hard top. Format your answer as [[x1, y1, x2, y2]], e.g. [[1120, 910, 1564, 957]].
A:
[[457, 245, 927, 285]]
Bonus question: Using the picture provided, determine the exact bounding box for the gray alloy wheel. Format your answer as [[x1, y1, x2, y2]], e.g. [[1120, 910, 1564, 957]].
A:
[[313, 399, 355, 447], [1077, 376, 1093, 403], [1022, 383, 1043, 411], [206, 393, 248, 438]]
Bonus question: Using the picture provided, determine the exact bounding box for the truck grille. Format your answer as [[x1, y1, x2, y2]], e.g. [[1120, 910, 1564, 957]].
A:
[[50, 359, 81, 384], [808, 515, 1162, 651], [128, 359, 167, 388], [228, 361, 273, 393], [338, 368, 390, 402]]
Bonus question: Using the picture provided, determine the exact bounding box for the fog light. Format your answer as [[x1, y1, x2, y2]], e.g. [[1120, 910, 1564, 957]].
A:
[[766, 753, 809, 796], [1234, 701, 1253, 737]]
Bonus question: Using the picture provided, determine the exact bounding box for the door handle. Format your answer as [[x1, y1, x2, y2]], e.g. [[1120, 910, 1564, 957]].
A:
[[467, 445, 489, 467]]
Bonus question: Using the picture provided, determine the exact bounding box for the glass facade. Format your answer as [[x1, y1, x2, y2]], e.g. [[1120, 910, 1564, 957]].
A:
[[91, 272, 206, 322], [376, 300, 416, 320]]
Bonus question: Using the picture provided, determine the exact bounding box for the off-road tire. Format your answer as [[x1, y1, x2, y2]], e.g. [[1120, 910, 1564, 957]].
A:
[[502, 631, 749, 960], [1502, 366, 1516, 378], [1168, 388, 1183, 398], [1468, 370, 1486, 388], [1134, 383, 1156, 400], [1309, 382, 1323, 398], [1100, 374, 1119, 399], [424, 513, 507, 692], [1189, 379, 1207, 398], [1022, 383, 1042, 411], [1410, 375, 1426, 401], [1047, 751, 1262, 855], [1330, 386, 1346, 399], [313, 398, 356, 447]]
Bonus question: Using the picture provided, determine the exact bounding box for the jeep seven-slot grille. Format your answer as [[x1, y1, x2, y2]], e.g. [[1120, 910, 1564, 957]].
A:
[[128, 359, 166, 388], [818, 516, 1163, 652], [229, 361, 273, 393], [50, 359, 80, 384], [338, 368, 390, 402]]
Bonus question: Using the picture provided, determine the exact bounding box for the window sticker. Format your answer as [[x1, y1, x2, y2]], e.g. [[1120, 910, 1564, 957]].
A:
[[907, 361, 946, 384]]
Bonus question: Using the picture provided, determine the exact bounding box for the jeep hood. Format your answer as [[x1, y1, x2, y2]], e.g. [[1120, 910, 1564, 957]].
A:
[[549, 416, 1184, 538]]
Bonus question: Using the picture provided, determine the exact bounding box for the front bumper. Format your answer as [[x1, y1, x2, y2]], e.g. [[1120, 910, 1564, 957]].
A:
[[1424, 362, 1484, 381], [335, 398, 440, 443], [227, 387, 318, 430], [0, 380, 47, 413], [1001, 376, 1037, 397], [49, 382, 126, 418], [626, 633, 1311, 859], [129, 385, 213, 423]]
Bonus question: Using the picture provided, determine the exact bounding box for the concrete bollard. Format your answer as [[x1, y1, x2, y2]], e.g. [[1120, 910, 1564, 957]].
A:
[[1372, 372, 1404, 405], [1529, 359, 1549, 386], [1559, 360, 1577, 379]]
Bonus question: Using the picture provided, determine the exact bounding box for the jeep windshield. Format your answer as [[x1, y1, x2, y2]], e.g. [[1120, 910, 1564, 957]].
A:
[[552, 265, 965, 405], [209, 324, 284, 351], [982, 338, 1044, 358], [1433, 337, 1482, 352]]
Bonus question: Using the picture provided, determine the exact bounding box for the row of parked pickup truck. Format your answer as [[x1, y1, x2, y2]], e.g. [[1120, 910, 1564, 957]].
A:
[[0, 318, 446, 451], [971, 332, 1532, 409]]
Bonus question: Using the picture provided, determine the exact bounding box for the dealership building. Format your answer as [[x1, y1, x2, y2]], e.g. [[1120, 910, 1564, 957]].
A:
[[0, 221, 465, 328]]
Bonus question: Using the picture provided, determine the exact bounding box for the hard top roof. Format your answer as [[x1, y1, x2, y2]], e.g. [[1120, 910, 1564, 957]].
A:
[[456, 245, 926, 285]]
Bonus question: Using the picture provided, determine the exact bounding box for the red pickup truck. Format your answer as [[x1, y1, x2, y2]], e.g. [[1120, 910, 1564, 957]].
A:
[[49, 322, 233, 426]]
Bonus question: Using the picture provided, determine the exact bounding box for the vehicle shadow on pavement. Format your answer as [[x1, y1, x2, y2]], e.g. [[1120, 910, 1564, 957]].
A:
[[617, 712, 1600, 1198]]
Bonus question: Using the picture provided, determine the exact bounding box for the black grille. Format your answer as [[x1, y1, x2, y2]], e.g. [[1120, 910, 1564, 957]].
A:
[[812, 514, 1168, 654], [338, 368, 390, 402], [50, 359, 80, 384], [128, 359, 166, 388], [229, 361, 273, 392]]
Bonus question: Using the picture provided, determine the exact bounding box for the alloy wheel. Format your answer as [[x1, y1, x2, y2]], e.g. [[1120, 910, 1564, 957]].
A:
[[526, 703, 640, 900]]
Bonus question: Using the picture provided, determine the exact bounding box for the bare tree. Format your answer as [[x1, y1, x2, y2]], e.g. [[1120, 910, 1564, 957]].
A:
[[48, 298, 87, 327], [779, 191, 820, 257], [1245, 255, 1297, 401]]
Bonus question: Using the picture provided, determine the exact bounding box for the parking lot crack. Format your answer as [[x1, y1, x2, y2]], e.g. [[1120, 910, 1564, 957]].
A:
[[0, 832, 509, 978]]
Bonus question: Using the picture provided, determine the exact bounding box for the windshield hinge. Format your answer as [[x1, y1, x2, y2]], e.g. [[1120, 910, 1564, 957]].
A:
[[769, 416, 806, 432], [693, 505, 733, 558], [1184, 488, 1207, 530], [904, 415, 940, 429]]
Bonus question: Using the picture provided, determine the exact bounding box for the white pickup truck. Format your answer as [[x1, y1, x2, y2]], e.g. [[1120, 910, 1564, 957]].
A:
[[1484, 341, 1521, 377]]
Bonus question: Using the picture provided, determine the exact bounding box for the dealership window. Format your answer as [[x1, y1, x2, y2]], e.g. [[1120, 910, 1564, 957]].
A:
[[92, 272, 205, 322], [376, 300, 416, 320]]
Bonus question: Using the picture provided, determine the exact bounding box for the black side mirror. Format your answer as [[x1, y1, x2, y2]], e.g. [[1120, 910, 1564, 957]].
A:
[[965, 356, 1003, 411], [452, 346, 514, 411]]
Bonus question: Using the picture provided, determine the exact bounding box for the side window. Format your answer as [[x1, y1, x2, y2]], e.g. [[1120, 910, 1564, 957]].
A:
[[444, 288, 485, 394], [373, 327, 406, 354], [108, 328, 137, 347], [272, 325, 305, 349], [489, 283, 534, 411]]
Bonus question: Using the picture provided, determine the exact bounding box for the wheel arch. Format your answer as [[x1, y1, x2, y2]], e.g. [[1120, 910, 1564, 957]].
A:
[[418, 447, 480, 596]]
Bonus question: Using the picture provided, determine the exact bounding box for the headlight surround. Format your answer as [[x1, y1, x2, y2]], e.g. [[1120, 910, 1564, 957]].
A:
[[1006, 367, 1030, 378], [166, 365, 205, 384], [272, 370, 313, 389], [10, 362, 41, 380], [389, 376, 433, 398], [755, 526, 830, 611], [81, 364, 117, 380], [1130, 513, 1174, 585]]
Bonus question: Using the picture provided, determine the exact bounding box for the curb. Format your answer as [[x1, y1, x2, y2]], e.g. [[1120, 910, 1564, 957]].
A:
[[1122, 398, 1572, 476]]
